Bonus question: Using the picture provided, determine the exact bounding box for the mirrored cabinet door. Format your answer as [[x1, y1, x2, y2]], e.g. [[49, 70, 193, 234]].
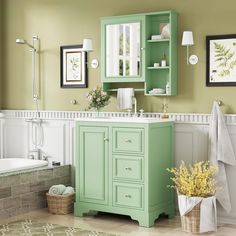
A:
[[106, 22, 140, 77], [101, 16, 145, 83]]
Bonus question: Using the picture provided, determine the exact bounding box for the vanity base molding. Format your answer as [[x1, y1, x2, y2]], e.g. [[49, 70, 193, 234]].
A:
[[74, 201, 175, 227]]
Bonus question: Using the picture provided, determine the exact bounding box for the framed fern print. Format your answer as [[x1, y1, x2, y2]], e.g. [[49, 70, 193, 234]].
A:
[[206, 34, 236, 86]]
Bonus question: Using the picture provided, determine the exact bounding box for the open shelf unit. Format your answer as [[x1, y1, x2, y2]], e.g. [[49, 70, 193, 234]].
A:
[[145, 11, 177, 96]]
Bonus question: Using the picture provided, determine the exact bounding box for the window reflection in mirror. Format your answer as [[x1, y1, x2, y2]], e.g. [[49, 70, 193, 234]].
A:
[[106, 22, 140, 77]]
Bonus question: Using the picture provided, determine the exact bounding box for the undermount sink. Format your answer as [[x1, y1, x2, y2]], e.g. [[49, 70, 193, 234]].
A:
[[76, 116, 172, 123]]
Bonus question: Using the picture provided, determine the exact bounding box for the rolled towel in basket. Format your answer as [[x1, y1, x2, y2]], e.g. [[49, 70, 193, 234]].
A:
[[49, 184, 66, 195], [62, 186, 75, 195]]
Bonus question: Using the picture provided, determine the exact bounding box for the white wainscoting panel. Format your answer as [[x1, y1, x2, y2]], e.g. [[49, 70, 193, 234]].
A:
[[1, 110, 236, 224], [2, 119, 29, 158], [0, 119, 3, 158], [174, 124, 209, 166], [37, 120, 67, 165], [69, 122, 76, 166]]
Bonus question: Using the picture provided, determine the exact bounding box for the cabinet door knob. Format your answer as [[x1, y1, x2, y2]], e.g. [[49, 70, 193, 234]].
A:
[[125, 167, 132, 171], [124, 139, 131, 143], [125, 194, 132, 198], [141, 47, 145, 50], [104, 138, 109, 141]]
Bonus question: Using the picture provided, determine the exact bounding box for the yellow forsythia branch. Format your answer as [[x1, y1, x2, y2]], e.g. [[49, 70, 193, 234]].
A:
[[167, 161, 217, 197]]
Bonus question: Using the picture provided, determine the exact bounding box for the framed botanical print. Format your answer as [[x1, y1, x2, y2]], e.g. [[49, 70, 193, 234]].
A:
[[206, 34, 236, 86], [60, 44, 87, 88]]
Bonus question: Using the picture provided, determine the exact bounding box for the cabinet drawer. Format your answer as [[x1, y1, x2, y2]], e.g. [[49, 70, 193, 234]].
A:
[[113, 155, 143, 181], [113, 128, 144, 154], [113, 183, 143, 209]]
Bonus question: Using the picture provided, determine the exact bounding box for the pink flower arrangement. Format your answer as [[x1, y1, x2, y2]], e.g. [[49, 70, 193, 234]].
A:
[[86, 86, 110, 111]]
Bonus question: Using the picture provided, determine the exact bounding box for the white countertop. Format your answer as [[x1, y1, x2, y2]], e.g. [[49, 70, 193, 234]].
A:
[[76, 117, 174, 124]]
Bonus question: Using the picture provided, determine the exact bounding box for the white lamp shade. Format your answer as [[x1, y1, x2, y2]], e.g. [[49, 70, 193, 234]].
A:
[[82, 38, 93, 52], [182, 31, 194, 46]]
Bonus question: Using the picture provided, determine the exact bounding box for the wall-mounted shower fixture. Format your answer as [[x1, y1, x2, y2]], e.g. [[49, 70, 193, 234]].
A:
[[16, 35, 39, 51], [16, 36, 43, 155], [16, 36, 38, 50], [16, 35, 40, 111]]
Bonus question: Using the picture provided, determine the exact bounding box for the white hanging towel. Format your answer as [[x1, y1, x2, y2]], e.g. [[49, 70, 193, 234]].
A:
[[208, 101, 236, 212], [117, 88, 134, 110]]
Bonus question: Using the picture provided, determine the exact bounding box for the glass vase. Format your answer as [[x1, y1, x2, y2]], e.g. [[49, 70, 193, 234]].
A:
[[95, 107, 101, 118]]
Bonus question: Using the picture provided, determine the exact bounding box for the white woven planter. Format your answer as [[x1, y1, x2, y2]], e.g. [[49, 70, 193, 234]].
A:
[[178, 195, 217, 234]]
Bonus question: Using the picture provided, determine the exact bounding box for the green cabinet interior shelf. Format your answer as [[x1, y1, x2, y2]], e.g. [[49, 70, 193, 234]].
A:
[[101, 11, 178, 96], [74, 120, 175, 227]]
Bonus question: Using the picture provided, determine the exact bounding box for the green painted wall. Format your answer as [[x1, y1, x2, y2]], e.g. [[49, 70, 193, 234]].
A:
[[0, 0, 3, 108], [1, 0, 236, 113]]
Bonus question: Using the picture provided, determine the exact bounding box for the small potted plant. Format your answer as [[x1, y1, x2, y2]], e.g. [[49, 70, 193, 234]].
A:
[[167, 161, 217, 234], [86, 86, 110, 116]]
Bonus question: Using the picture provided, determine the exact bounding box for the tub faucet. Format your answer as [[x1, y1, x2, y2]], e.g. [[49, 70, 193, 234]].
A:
[[28, 149, 40, 160]]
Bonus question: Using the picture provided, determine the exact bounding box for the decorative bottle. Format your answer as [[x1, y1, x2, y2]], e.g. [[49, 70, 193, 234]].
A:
[[161, 98, 169, 119], [166, 81, 170, 94], [161, 53, 167, 67]]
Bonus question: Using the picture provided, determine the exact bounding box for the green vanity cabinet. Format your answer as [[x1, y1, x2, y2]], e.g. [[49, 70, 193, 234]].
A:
[[101, 11, 178, 96], [74, 120, 175, 227]]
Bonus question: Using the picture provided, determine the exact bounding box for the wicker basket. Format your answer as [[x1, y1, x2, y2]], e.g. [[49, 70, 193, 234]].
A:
[[46, 193, 75, 215], [180, 202, 201, 234]]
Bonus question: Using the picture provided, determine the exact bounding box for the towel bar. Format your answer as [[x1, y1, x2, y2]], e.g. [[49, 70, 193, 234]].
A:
[[107, 88, 145, 92]]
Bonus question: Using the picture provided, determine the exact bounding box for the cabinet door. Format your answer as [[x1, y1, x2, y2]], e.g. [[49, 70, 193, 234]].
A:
[[78, 126, 109, 205]]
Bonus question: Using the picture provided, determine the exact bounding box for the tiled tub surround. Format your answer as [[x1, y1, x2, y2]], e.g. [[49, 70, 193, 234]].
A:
[[0, 165, 71, 220]]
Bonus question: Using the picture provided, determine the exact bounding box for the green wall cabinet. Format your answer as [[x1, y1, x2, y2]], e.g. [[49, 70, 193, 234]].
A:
[[74, 120, 175, 227], [101, 11, 178, 96]]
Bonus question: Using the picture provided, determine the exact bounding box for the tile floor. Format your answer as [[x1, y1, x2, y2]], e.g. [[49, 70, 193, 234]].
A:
[[0, 209, 236, 236]]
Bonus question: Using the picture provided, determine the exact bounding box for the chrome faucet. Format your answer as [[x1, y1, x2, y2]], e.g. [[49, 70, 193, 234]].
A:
[[28, 148, 50, 162], [126, 97, 138, 117], [28, 148, 40, 160], [133, 97, 137, 117]]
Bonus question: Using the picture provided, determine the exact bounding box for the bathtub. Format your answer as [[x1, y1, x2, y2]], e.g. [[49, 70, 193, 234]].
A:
[[0, 158, 48, 174]]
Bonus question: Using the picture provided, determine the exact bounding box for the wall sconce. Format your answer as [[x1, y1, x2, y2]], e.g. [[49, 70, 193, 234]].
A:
[[181, 31, 198, 65], [82, 38, 99, 69]]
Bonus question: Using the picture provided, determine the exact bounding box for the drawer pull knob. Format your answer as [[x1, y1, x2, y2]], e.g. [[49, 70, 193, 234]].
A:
[[124, 139, 132, 143], [125, 167, 132, 171], [104, 138, 109, 141], [125, 194, 132, 198]]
